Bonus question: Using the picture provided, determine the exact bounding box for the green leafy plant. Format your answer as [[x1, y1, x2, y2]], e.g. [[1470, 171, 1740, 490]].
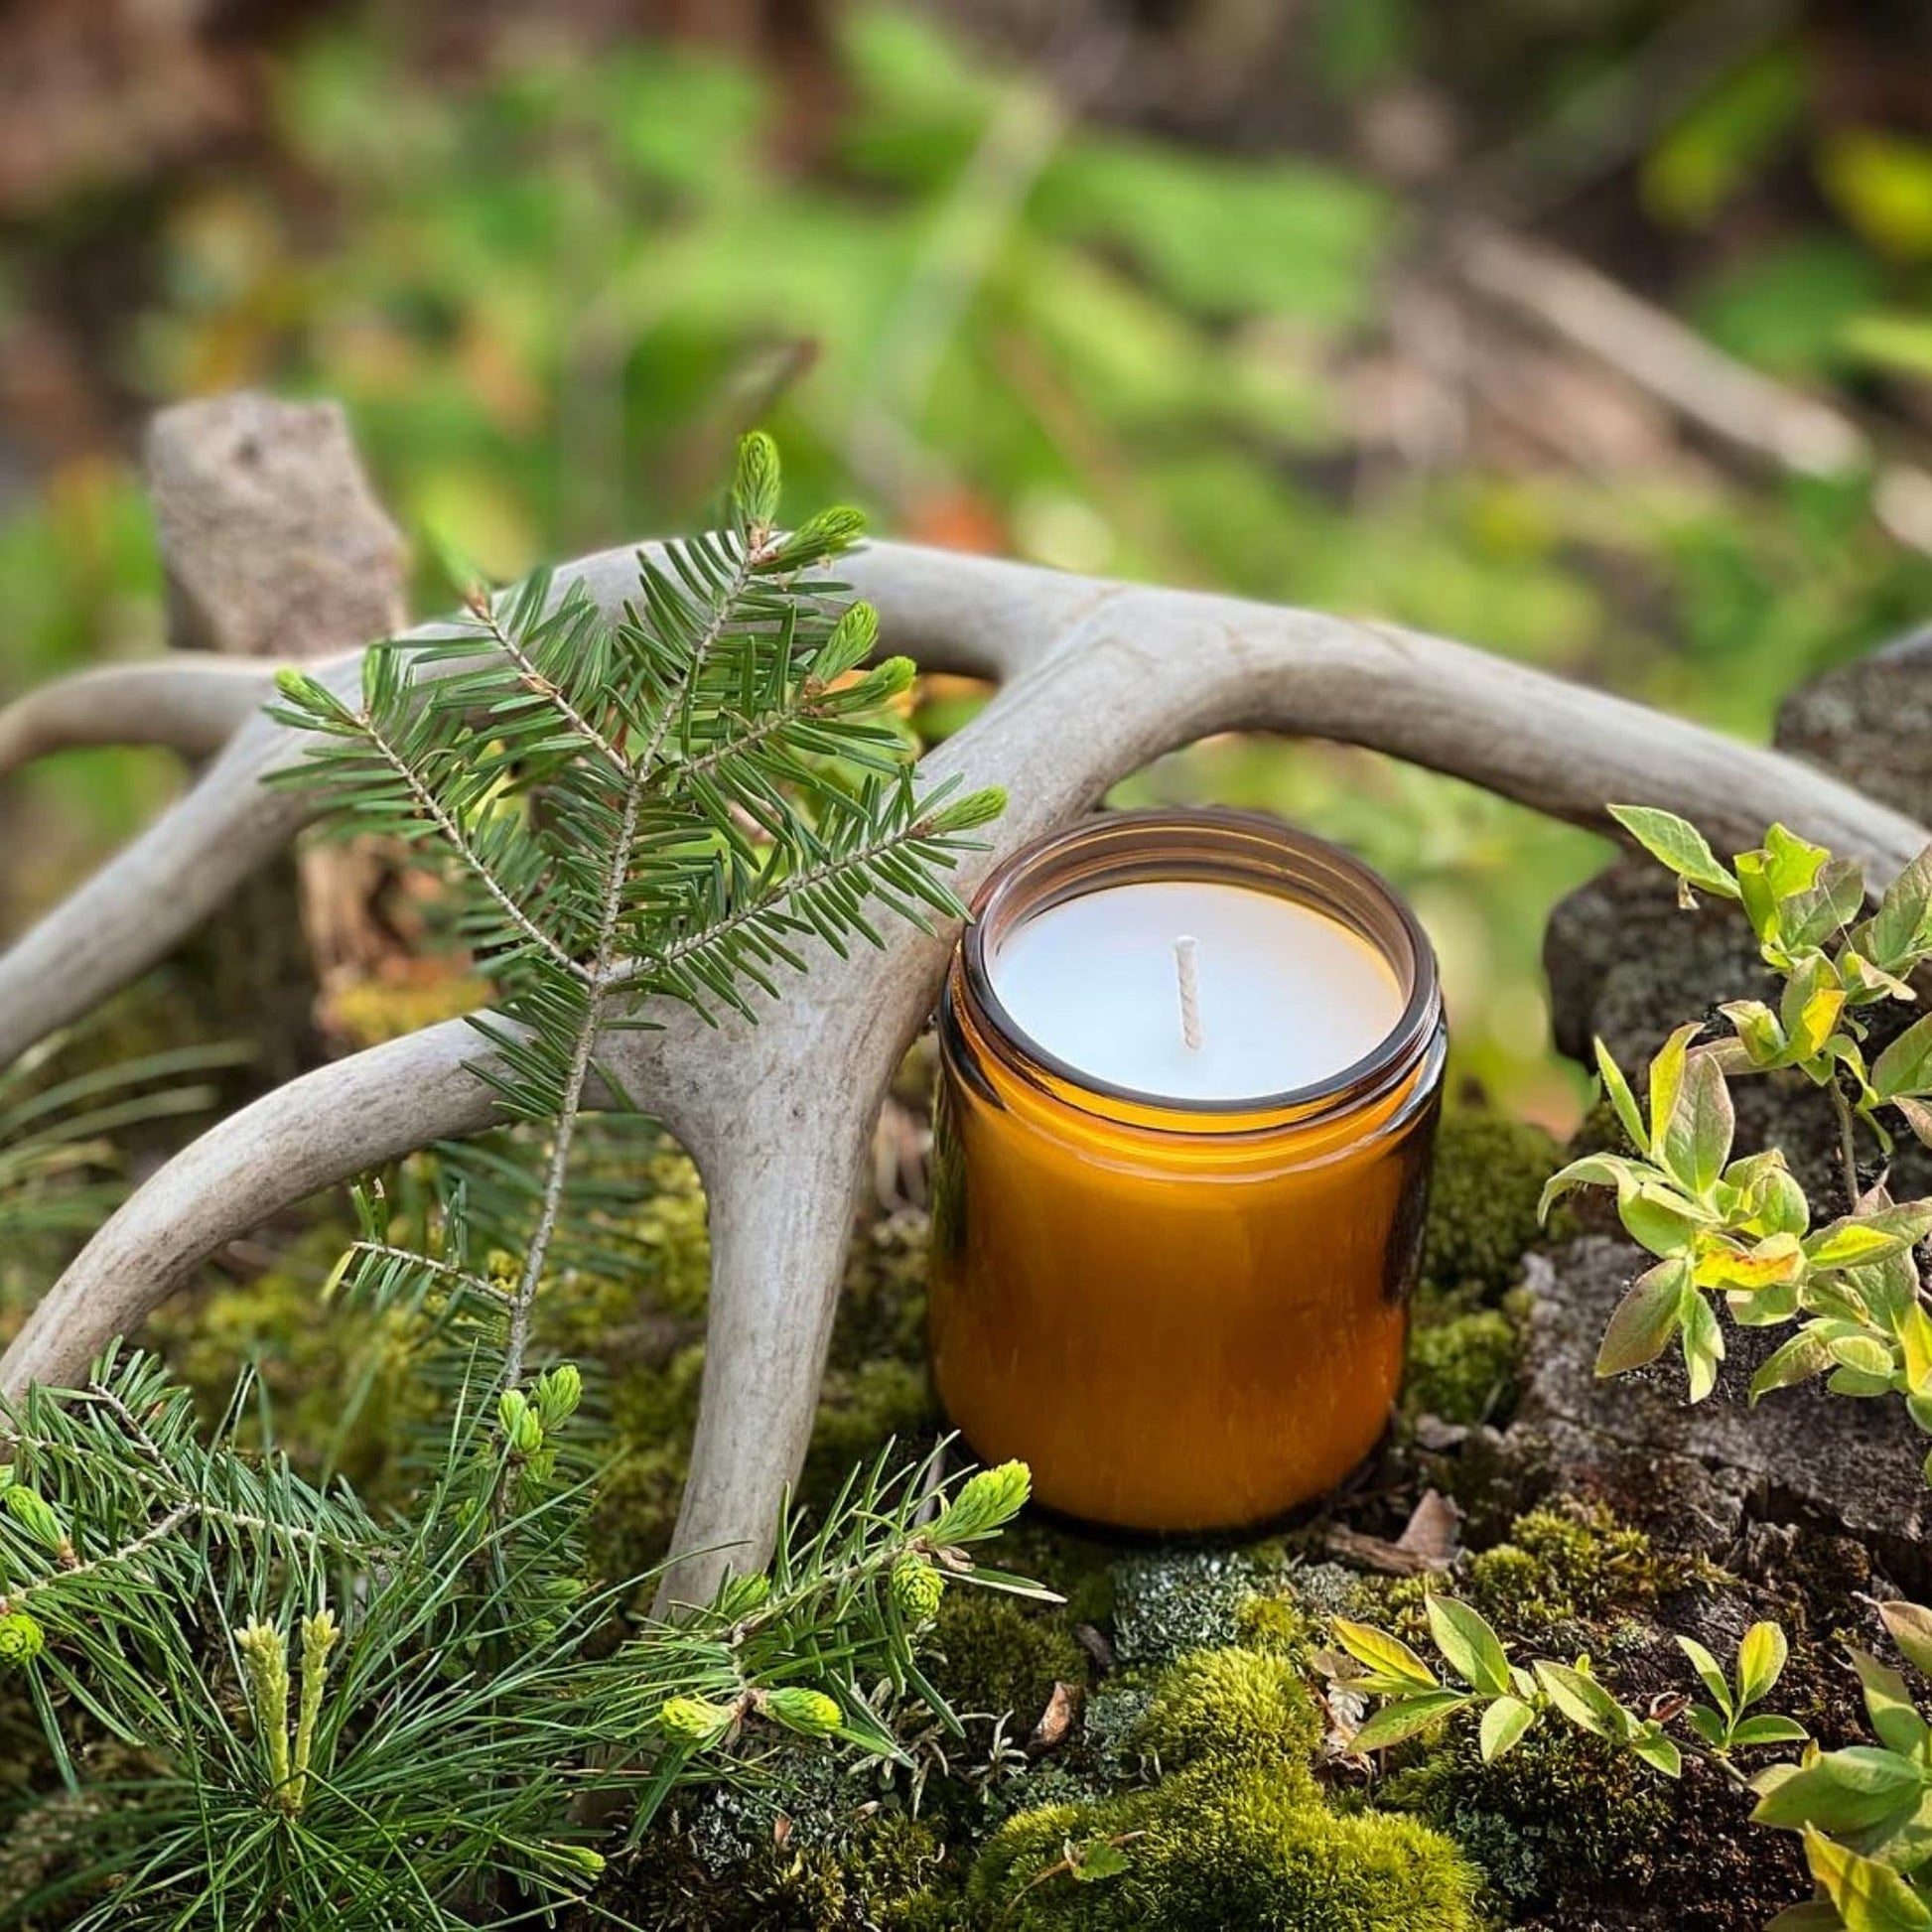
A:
[[0, 434, 1038, 1924], [1541, 810, 1932, 1447], [1325, 1594, 1791, 1778], [1748, 1600, 1932, 1931]]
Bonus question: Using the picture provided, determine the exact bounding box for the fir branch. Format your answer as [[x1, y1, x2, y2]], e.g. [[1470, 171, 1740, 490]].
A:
[[354, 706, 589, 982], [462, 591, 628, 776]]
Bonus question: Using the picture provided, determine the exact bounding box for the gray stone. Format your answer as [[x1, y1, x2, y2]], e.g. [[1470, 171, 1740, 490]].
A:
[[1777, 621, 1932, 830], [1510, 1236, 1932, 1587]]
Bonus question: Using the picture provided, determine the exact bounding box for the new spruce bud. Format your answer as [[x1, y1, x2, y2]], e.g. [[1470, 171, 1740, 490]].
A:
[[732, 430, 782, 533], [497, 1389, 544, 1455], [890, 1556, 945, 1623], [764, 1687, 844, 1738], [4, 1486, 65, 1553], [931, 1460, 1031, 1543], [0, 1611, 44, 1666], [657, 1696, 733, 1747], [535, 1364, 583, 1430]]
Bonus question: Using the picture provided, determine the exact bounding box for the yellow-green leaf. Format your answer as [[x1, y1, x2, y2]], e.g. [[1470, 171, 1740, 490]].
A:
[[1738, 1621, 1790, 1709], [1595, 1256, 1692, 1378], [1803, 1825, 1932, 1932], [1479, 1695, 1537, 1763], [1330, 1618, 1439, 1691], [1607, 805, 1740, 900]]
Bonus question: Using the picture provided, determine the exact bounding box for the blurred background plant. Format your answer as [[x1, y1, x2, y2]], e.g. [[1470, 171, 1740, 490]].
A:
[[4, 0, 1932, 1124]]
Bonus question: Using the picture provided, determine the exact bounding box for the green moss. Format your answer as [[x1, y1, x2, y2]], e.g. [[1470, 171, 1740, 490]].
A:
[[1233, 1590, 1323, 1661], [607, 1807, 959, 1930], [1382, 1499, 1666, 1647], [1130, 1647, 1322, 1775], [1381, 1714, 1669, 1911], [1464, 1501, 1664, 1633], [1111, 1548, 1283, 1665], [968, 1763, 1479, 1929], [965, 1640, 1476, 1927], [1419, 1107, 1559, 1303], [1403, 1306, 1523, 1427], [929, 1589, 1088, 1727], [797, 1359, 935, 1516]]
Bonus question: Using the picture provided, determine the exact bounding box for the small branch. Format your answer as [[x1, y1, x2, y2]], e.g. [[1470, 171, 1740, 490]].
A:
[[359, 714, 589, 982], [602, 812, 957, 1001], [1832, 1084, 1864, 1211], [468, 602, 628, 775], [344, 1241, 512, 1308], [501, 780, 641, 1389], [5, 1503, 194, 1606]]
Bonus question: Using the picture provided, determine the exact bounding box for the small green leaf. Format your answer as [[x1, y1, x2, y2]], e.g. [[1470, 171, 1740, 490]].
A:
[[1687, 1704, 1729, 1749], [1070, 1839, 1131, 1884], [1330, 1618, 1440, 1691], [1725, 1714, 1811, 1748], [1875, 1014, 1932, 1102], [1593, 1037, 1650, 1153], [1866, 844, 1932, 971], [1535, 1660, 1624, 1738], [1629, 1725, 1684, 1778], [1479, 1695, 1537, 1762], [1738, 1621, 1791, 1708], [1649, 1025, 1703, 1169], [1608, 806, 1740, 900], [1850, 1650, 1930, 1757], [1675, 1634, 1733, 1716], [1349, 1691, 1472, 1751], [1752, 1329, 1836, 1403], [1682, 1289, 1726, 1403], [1661, 1048, 1733, 1195], [1722, 999, 1789, 1068], [1803, 1826, 1932, 1932], [1752, 1748, 1929, 1836], [1426, 1597, 1513, 1698], [1762, 824, 1833, 902], [1807, 1204, 1932, 1270], [1880, 1602, 1932, 1679], [1616, 1178, 1708, 1258], [1539, 1152, 1636, 1223], [1595, 1256, 1693, 1378]]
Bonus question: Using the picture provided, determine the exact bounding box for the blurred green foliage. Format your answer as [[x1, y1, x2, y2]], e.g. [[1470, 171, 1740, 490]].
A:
[[4, 3, 1932, 1121]]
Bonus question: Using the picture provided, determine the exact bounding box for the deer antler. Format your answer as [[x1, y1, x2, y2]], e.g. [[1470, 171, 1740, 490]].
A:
[[3, 539, 1923, 1605]]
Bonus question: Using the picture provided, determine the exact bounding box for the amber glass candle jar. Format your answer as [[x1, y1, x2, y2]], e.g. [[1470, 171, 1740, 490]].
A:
[[928, 810, 1446, 1533]]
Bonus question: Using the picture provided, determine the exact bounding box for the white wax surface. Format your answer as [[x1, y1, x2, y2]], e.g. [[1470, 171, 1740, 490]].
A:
[[988, 881, 1403, 1102]]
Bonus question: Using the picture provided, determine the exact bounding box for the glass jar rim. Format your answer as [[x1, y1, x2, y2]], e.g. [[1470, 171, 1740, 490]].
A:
[[957, 807, 1442, 1127]]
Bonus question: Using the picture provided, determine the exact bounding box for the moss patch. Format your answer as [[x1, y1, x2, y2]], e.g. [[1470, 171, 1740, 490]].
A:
[[1418, 1108, 1560, 1305], [967, 1651, 1479, 1929]]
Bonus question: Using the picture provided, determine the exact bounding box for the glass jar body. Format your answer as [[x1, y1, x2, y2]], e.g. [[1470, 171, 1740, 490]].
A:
[[927, 812, 1445, 1533]]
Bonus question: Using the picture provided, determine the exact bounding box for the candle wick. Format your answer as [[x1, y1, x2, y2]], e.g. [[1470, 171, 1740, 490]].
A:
[[1174, 935, 1202, 1051]]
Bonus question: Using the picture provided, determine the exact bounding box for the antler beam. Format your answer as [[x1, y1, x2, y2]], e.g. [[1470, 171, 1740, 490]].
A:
[[4, 539, 1924, 1605]]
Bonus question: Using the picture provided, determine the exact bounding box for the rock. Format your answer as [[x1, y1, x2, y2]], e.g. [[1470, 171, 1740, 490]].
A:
[[1508, 1236, 1932, 1588], [1776, 621, 1932, 829]]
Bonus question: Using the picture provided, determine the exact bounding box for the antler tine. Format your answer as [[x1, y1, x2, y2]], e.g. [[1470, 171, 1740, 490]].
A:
[[0, 541, 1085, 1071], [0, 658, 286, 778], [0, 1020, 504, 1399]]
